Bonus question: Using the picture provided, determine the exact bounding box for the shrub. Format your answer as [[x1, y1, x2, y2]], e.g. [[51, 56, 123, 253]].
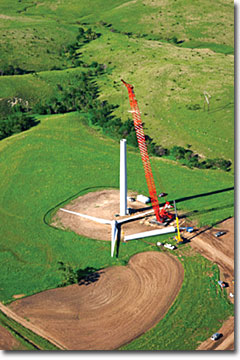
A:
[[0, 64, 32, 76], [170, 145, 186, 159], [199, 158, 216, 169], [119, 118, 138, 147], [186, 104, 201, 111], [119, 118, 134, 137], [171, 36, 178, 44], [211, 158, 232, 171], [57, 261, 77, 287], [186, 155, 200, 168], [145, 134, 156, 155], [154, 145, 169, 157], [184, 149, 194, 161], [0, 111, 38, 140]]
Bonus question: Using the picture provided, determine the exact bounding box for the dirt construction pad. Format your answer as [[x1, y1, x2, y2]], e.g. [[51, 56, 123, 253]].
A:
[[54, 189, 173, 241], [9, 252, 184, 350]]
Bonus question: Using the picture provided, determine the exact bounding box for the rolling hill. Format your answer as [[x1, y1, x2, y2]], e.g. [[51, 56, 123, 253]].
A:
[[0, 0, 234, 351]]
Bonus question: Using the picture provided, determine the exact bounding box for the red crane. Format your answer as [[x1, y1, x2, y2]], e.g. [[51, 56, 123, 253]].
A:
[[121, 79, 173, 223]]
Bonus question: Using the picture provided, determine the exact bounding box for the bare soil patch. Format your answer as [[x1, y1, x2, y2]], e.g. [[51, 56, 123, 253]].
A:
[[54, 189, 173, 241], [12, 294, 25, 299], [9, 251, 184, 350], [0, 324, 25, 350]]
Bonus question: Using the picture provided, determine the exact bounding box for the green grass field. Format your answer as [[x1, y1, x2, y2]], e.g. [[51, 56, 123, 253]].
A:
[[0, 112, 234, 349], [0, 0, 234, 351], [0, 111, 233, 301], [80, 27, 234, 162], [0, 0, 234, 163]]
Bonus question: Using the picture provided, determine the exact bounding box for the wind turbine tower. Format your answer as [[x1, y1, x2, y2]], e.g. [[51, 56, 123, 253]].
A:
[[120, 139, 127, 216]]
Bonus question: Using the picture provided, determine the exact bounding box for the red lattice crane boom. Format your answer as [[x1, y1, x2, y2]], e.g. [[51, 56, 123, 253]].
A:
[[121, 79, 161, 222]]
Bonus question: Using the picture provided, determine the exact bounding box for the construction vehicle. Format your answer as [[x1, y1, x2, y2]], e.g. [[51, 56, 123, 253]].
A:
[[173, 200, 183, 243], [121, 79, 172, 223], [164, 243, 176, 250], [159, 192, 168, 198], [214, 231, 226, 238], [211, 333, 222, 341], [160, 201, 174, 221], [218, 280, 227, 288]]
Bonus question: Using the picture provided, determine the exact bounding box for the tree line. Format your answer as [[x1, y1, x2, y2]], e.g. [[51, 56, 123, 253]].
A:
[[0, 70, 231, 171], [0, 26, 231, 171]]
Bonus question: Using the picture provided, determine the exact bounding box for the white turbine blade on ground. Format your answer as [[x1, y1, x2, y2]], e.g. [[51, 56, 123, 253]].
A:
[[124, 226, 176, 241], [117, 209, 154, 224], [60, 208, 154, 226], [111, 220, 118, 257], [59, 208, 112, 225]]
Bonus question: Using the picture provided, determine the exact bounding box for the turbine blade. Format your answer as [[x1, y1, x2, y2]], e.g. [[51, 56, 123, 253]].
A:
[[111, 221, 118, 257]]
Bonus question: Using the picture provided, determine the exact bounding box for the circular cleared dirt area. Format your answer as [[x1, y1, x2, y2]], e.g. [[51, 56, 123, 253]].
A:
[[53, 189, 173, 241], [9, 251, 184, 350]]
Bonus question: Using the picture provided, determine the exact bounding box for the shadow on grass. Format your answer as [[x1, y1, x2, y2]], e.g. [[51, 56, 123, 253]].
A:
[[180, 202, 234, 219], [175, 186, 234, 205], [208, 102, 234, 114], [131, 187, 234, 214], [44, 183, 233, 226]]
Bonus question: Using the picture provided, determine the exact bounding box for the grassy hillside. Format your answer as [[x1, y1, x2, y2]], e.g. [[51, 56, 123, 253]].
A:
[[1, 1, 234, 49], [0, 0, 234, 163], [80, 28, 234, 161]]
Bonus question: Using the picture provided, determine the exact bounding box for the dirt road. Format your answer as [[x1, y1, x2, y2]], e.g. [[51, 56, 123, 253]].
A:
[[189, 217, 234, 298], [197, 316, 234, 350], [188, 218, 234, 351], [9, 252, 184, 350]]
